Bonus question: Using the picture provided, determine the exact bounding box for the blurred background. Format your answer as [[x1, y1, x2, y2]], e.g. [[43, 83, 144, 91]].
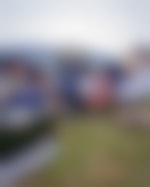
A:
[[0, 0, 150, 187]]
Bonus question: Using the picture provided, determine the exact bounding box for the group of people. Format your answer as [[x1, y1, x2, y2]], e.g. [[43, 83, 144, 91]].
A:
[[0, 46, 150, 133]]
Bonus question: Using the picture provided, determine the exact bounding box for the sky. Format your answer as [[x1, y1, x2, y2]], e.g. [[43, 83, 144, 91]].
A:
[[0, 0, 150, 54]]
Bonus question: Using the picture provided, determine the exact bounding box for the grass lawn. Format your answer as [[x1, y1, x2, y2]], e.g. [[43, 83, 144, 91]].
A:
[[23, 116, 150, 187]]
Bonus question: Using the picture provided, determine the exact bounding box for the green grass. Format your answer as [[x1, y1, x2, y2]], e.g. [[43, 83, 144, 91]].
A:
[[24, 116, 150, 187]]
